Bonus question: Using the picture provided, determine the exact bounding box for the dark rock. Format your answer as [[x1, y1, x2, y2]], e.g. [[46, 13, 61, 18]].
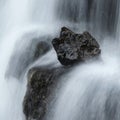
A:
[[23, 66, 67, 120], [6, 36, 51, 79], [52, 27, 101, 65]]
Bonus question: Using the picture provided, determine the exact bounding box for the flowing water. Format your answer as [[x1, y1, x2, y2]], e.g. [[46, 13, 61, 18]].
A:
[[0, 0, 120, 120]]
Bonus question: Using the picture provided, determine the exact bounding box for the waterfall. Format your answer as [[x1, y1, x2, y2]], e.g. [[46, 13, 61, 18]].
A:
[[0, 0, 120, 120], [46, 1, 120, 120], [47, 58, 120, 120], [57, 0, 120, 37], [0, 0, 57, 120], [0, 0, 31, 120]]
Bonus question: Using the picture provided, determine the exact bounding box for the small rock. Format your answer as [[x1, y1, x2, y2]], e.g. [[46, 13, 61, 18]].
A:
[[52, 27, 101, 65]]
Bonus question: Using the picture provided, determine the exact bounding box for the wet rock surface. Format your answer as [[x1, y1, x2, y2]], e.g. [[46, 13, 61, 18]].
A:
[[23, 66, 68, 120], [52, 27, 101, 65]]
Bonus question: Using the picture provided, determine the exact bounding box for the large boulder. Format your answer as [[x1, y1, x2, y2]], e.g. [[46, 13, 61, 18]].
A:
[[23, 66, 68, 120], [52, 27, 101, 65]]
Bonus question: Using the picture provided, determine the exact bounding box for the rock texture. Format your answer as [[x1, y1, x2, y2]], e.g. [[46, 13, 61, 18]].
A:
[[23, 66, 68, 120], [52, 27, 101, 65], [23, 27, 101, 120]]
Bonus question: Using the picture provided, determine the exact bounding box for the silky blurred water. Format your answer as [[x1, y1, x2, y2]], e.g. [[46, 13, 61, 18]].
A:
[[0, 0, 119, 120]]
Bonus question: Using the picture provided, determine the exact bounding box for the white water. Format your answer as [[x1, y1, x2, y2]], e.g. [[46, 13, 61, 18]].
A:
[[47, 1, 120, 120], [48, 54, 120, 120], [0, 0, 57, 120], [0, 0, 31, 119], [0, 0, 120, 120]]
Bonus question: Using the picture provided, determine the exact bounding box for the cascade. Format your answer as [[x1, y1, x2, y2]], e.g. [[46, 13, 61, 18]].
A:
[[0, 0, 119, 120]]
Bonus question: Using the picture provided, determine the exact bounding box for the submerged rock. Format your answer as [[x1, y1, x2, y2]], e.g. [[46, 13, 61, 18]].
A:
[[6, 36, 51, 79], [23, 66, 68, 120], [52, 27, 101, 65], [34, 41, 50, 60]]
